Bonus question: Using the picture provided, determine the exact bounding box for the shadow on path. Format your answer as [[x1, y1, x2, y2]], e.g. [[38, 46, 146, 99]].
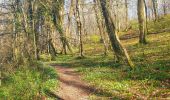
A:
[[53, 65, 113, 100]]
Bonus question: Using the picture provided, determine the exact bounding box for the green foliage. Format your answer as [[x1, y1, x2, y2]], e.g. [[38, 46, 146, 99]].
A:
[[53, 31, 170, 99], [90, 35, 100, 43], [40, 54, 52, 62], [0, 62, 58, 99], [148, 15, 170, 33], [129, 14, 170, 34], [130, 20, 139, 30]]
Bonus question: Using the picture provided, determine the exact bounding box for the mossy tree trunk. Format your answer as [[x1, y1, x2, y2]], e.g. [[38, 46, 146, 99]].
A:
[[47, 27, 57, 60], [52, 0, 72, 55], [138, 0, 147, 44], [93, 0, 108, 55], [99, 0, 135, 68], [28, 0, 40, 60], [76, 0, 84, 57]]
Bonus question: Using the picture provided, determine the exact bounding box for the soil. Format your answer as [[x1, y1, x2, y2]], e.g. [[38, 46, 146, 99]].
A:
[[55, 66, 92, 100]]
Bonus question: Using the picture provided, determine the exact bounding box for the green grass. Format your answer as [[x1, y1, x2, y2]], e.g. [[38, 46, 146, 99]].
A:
[[147, 15, 170, 33], [53, 31, 170, 99], [46, 15, 170, 99], [0, 61, 58, 99]]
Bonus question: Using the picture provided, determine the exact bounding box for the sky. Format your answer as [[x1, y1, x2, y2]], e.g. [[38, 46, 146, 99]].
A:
[[0, 0, 169, 20], [0, 0, 139, 19]]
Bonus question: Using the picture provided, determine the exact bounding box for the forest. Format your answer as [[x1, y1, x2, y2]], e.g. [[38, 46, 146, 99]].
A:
[[0, 0, 170, 99]]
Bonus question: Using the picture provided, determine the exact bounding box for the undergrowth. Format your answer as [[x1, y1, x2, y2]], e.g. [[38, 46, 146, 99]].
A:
[[0, 61, 58, 99], [52, 31, 170, 99]]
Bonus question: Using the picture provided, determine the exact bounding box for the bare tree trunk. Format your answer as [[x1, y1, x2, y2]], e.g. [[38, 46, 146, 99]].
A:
[[76, 0, 84, 57], [93, 0, 108, 55], [138, 0, 147, 44], [12, 0, 19, 61], [125, 0, 128, 31], [47, 27, 57, 60], [144, 0, 149, 33], [81, 2, 87, 37], [66, 0, 74, 47], [99, 0, 134, 68], [59, 0, 66, 55], [29, 0, 40, 60], [152, 0, 158, 21], [52, 0, 72, 55], [163, 0, 167, 16]]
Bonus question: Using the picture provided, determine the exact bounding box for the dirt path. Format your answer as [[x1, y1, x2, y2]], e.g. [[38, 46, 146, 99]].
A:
[[55, 66, 92, 100]]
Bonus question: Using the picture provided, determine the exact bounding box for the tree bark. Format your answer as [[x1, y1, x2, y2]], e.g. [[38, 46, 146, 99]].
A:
[[93, 0, 108, 55], [125, 0, 128, 31], [76, 0, 84, 57], [152, 0, 158, 21], [138, 0, 147, 44], [163, 0, 167, 16], [52, 0, 72, 55], [99, 0, 134, 68], [29, 0, 40, 60]]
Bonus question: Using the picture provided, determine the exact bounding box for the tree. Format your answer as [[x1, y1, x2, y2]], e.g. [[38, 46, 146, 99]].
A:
[[152, 0, 158, 21], [52, 0, 72, 55], [125, 0, 128, 31], [162, 0, 167, 16], [93, 0, 108, 55], [99, 0, 134, 68], [75, 0, 84, 57], [27, 0, 41, 60], [137, 0, 147, 44]]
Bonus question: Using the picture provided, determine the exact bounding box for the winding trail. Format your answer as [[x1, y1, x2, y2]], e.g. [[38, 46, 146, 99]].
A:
[[55, 66, 92, 100]]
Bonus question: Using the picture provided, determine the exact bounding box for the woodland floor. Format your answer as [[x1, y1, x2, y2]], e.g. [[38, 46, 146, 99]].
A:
[[55, 66, 92, 100], [48, 15, 170, 99], [49, 31, 170, 99]]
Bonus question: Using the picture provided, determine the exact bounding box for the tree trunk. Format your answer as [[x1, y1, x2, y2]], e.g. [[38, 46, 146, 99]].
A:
[[66, 0, 74, 47], [163, 0, 167, 16], [99, 0, 134, 68], [52, 0, 72, 55], [47, 27, 57, 60], [76, 0, 84, 57], [125, 0, 128, 31], [138, 0, 147, 44], [29, 0, 40, 60], [144, 0, 149, 33], [93, 0, 108, 55], [81, 2, 87, 37], [152, 0, 158, 21]]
